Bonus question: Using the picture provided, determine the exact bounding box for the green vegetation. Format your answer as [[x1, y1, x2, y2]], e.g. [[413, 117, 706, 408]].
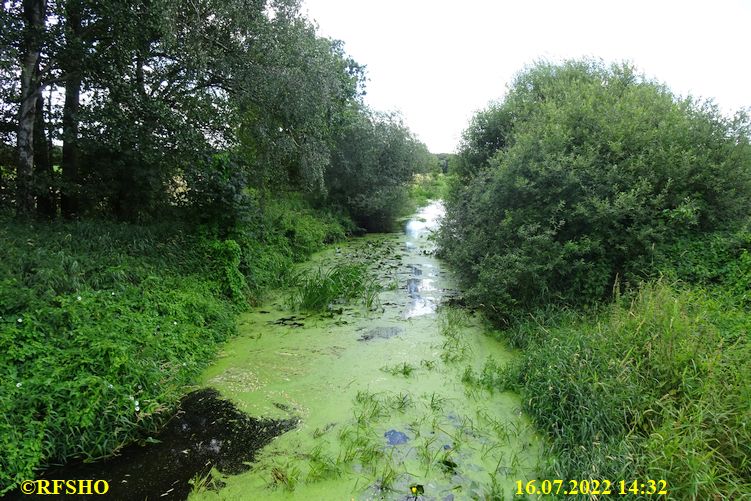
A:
[[478, 278, 751, 498], [326, 111, 434, 232], [0, 196, 347, 493], [0, 0, 435, 494], [287, 262, 381, 313], [409, 171, 451, 208], [442, 59, 751, 499], [441, 59, 751, 317], [380, 362, 417, 377]]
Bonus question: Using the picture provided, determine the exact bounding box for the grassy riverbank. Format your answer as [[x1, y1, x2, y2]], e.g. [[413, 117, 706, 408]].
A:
[[0, 196, 349, 493], [481, 277, 750, 498]]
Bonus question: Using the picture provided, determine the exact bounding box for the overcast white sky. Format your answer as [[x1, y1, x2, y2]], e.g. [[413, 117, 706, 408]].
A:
[[302, 0, 751, 153]]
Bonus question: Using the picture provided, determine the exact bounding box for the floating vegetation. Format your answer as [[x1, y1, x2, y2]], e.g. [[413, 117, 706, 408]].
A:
[[186, 203, 543, 500]]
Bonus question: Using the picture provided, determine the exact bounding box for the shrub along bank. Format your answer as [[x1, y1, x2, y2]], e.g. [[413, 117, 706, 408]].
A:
[[0, 196, 348, 493], [445, 60, 751, 499]]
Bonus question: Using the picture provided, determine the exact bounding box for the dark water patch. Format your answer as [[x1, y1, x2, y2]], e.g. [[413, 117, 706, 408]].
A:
[[439, 458, 458, 474], [358, 326, 404, 341], [270, 315, 305, 328], [384, 429, 410, 445], [9, 389, 296, 501]]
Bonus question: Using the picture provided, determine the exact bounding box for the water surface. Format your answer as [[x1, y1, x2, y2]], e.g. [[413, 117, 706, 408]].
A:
[[194, 201, 544, 500]]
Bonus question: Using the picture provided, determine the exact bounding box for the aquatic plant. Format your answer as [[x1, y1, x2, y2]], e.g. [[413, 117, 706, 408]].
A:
[[288, 262, 381, 313], [381, 362, 417, 377], [305, 445, 342, 482]]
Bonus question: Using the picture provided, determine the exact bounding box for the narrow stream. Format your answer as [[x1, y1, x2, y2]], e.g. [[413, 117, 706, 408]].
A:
[[194, 201, 544, 500], [14, 202, 544, 500]]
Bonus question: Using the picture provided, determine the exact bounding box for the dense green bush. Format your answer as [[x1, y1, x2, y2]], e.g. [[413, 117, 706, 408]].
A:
[[440, 59, 751, 317], [652, 229, 751, 304]]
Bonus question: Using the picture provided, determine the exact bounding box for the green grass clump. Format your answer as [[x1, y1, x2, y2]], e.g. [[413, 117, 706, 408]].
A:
[[380, 362, 417, 377], [439, 307, 471, 363], [288, 263, 380, 313], [499, 281, 751, 499]]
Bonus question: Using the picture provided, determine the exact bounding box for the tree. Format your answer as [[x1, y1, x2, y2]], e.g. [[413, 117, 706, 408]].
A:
[[441, 60, 751, 317], [59, 0, 82, 218], [235, 13, 364, 195], [326, 109, 425, 231], [15, 0, 46, 215]]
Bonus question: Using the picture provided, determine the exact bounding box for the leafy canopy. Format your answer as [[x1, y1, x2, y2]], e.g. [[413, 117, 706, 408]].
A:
[[441, 59, 751, 317]]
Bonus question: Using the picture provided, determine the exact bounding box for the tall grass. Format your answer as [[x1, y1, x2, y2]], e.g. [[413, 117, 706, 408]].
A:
[[287, 263, 381, 313], [487, 281, 751, 499]]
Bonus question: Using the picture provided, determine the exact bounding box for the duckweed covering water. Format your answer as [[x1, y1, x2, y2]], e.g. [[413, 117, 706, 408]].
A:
[[194, 202, 545, 500]]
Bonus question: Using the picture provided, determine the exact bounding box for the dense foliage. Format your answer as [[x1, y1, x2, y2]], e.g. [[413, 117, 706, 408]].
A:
[[0, 0, 433, 493], [446, 59, 751, 498], [0, 196, 347, 493], [326, 111, 432, 231], [441, 60, 751, 317], [0, 0, 429, 228]]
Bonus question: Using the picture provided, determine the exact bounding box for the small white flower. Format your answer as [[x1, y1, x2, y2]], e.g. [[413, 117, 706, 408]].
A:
[[111, 292, 115, 296], [182, 362, 187, 366], [16, 382, 22, 388], [17, 318, 22, 323], [77, 296, 82, 301], [108, 384, 113, 389], [134, 400, 139, 407], [129, 395, 134, 401], [135, 406, 140, 412], [173, 321, 177, 325]]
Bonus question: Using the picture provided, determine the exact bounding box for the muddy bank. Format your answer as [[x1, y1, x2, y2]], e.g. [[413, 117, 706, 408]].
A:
[[5, 389, 296, 500]]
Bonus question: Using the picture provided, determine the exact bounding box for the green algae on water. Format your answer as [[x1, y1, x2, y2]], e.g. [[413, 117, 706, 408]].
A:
[[193, 203, 546, 500]]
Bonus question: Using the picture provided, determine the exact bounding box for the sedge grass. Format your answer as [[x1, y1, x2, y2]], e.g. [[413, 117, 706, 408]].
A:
[[497, 280, 751, 499], [287, 263, 381, 313]]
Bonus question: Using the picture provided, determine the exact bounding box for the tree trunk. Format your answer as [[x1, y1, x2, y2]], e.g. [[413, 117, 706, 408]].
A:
[[16, 0, 46, 216], [34, 86, 55, 217], [61, 0, 82, 219]]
